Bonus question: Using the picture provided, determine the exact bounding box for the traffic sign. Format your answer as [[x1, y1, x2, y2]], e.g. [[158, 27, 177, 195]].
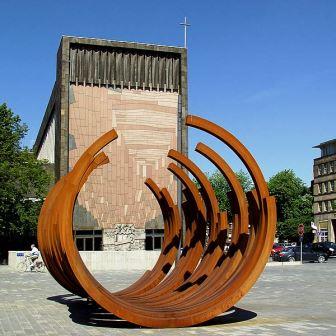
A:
[[298, 224, 304, 236]]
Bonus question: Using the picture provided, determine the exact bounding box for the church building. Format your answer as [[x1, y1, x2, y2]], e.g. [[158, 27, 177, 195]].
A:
[[34, 36, 188, 251]]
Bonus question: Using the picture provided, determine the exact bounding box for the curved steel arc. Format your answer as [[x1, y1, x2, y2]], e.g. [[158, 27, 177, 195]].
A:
[[38, 150, 110, 296], [38, 116, 276, 328], [126, 116, 275, 316], [155, 141, 252, 309], [117, 180, 180, 296], [132, 150, 219, 302], [162, 115, 275, 318], [150, 139, 251, 308], [168, 149, 220, 234], [130, 162, 208, 302], [185, 115, 269, 200]]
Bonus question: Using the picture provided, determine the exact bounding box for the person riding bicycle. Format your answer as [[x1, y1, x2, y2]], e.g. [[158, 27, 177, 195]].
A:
[[29, 244, 40, 271]]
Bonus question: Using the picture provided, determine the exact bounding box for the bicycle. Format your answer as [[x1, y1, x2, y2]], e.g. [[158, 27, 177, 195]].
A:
[[16, 254, 46, 272]]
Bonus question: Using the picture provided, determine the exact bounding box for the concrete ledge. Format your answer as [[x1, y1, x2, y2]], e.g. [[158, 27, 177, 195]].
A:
[[9, 250, 305, 271], [8, 250, 162, 271], [79, 250, 161, 271], [266, 261, 303, 266]]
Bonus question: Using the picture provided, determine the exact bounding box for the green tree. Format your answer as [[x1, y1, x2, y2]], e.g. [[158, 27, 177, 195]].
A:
[[0, 103, 52, 238], [207, 169, 254, 216], [268, 169, 313, 242]]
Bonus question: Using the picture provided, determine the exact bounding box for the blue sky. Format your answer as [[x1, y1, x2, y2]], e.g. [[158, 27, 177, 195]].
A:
[[0, 0, 335, 185]]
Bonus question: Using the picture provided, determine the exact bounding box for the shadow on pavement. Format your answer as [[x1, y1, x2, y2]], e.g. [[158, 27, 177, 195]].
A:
[[47, 294, 257, 329]]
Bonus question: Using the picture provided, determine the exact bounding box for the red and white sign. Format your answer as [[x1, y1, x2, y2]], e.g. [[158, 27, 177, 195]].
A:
[[298, 224, 304, 236]]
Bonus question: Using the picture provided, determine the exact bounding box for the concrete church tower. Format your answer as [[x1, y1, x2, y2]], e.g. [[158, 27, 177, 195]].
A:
[[34, 36, 188, 251]]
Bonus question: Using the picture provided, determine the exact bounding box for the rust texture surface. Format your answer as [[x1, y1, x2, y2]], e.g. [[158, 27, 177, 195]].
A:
[[37, 115, 276, 328]]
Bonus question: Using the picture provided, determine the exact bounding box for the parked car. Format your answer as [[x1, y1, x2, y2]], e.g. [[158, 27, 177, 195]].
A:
[[312, 242, 336, 257], [273, 246, 328, 263], [271, 243, 285, 257], [271, 242, 296, 257], [324, 242, 336, 256]]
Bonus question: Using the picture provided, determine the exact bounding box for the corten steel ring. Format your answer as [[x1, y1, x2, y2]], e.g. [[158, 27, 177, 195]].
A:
[[37, 115, 276, 328]]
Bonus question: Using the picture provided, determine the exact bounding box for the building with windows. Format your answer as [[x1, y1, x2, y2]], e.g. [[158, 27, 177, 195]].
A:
[[34, 36, 188, 251], [312, 139, 336, 242]]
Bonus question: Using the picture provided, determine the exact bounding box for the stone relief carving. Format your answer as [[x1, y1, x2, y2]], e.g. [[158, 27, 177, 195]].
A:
[[105, 224, 136, 251]]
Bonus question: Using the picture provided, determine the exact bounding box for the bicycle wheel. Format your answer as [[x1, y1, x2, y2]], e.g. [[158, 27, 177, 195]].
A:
[[36, 262, 46, 272], [17, 261, 27, 272]]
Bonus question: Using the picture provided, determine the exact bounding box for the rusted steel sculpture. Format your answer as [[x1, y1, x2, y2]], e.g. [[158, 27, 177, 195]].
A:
[[37, 115, 276, 328]]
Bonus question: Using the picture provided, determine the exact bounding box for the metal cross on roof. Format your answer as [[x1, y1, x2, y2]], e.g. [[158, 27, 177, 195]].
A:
[[180, 17, 191, 49]]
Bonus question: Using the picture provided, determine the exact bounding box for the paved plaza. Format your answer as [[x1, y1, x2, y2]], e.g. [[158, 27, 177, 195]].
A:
[[1, 260, 336, 336]]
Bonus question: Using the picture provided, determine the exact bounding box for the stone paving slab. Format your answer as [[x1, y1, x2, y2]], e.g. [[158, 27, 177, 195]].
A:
[[1, 259, 336, 335]]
